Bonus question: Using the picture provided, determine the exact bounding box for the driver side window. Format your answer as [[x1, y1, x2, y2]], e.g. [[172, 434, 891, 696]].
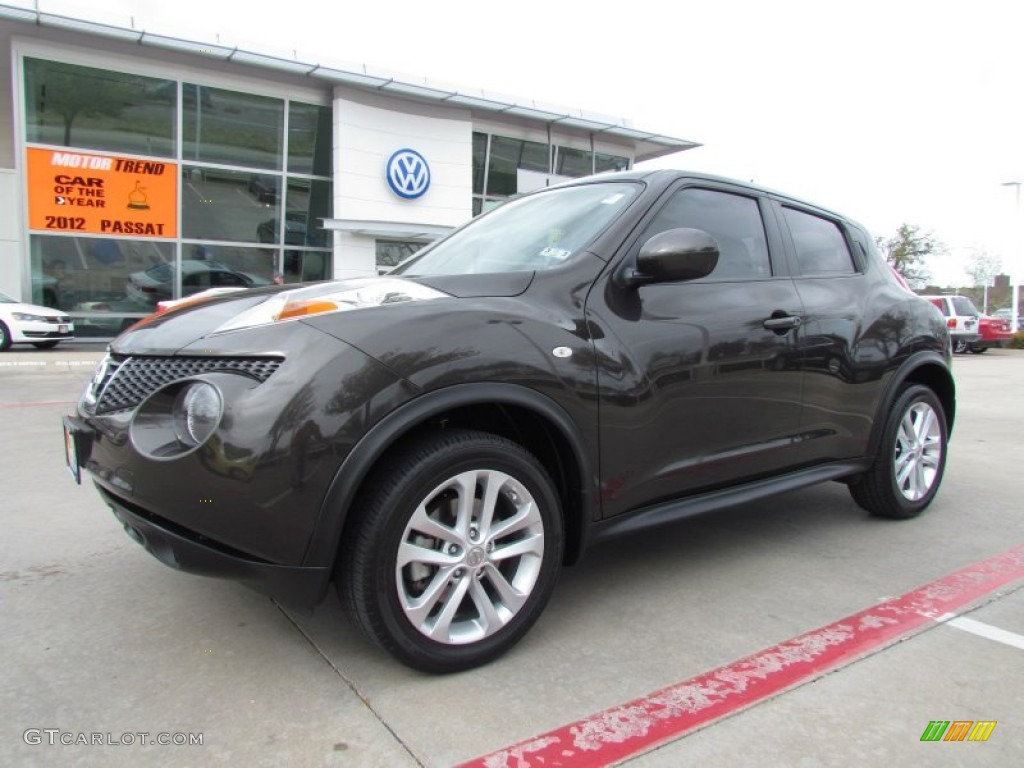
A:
[[642, 188, 771, 279]]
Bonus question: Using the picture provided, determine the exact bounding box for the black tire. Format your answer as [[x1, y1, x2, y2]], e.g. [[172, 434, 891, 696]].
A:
[[969, 345, 988, 354], [339, 429, 564, 673], [952, 339, 969, 354], [31, 340, 60, 350], [849, 384, 948, 519], [0, 321, 11, 351]]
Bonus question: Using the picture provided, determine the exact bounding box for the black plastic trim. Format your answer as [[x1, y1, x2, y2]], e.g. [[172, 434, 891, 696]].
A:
[[303, 382, 597, 570], [99, 486, 329, 609], [590, 460, 872, 543], [865, 350, 956, 455]]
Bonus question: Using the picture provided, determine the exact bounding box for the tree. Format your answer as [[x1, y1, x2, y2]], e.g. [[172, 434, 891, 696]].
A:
[[877, 224, 942, 289], [965, 249, 1002, 287], [965, 249, 1002, 314], [31, 61, 133, 146]]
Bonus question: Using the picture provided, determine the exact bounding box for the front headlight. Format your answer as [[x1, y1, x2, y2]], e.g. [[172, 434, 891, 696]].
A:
[[172, 383, 222, 447], [13, 312, 47, 322], [212, 278, 447, 334], [130, 380, 224, 459]]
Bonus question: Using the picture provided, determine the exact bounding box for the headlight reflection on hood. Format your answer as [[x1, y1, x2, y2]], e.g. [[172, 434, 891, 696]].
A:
[[212, 278, 447, 334]]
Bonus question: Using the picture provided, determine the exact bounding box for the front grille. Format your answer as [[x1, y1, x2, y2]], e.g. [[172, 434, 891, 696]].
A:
[[93, 354, 283, 414]]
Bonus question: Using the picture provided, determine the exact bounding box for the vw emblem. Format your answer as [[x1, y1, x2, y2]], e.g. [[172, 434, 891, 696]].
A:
[[386, 148, 431, 199]]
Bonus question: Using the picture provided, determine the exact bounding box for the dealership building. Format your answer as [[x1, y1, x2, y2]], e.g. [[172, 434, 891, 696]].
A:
[[0, 5, 696, 336]]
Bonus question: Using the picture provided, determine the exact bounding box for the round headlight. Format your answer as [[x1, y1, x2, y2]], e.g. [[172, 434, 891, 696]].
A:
[[172, 382, 222, 447]]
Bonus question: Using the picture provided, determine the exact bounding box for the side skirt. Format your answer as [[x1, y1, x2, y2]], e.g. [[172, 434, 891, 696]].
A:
[[589, 460, 872, 545]]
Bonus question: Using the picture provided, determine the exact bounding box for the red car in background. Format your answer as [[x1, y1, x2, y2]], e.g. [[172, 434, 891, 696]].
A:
[[970, 314, 1013, 353]]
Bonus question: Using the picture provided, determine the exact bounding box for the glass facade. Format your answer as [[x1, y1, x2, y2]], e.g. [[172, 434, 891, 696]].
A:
[[472, 131, 629, 216], [24, 57, 176, 158], [20, 55, 635, 336], [23, 57, 333, 336]]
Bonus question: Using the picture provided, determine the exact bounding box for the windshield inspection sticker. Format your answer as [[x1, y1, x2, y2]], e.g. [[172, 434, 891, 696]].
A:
[[600, 193, 626, 205], [539, 246, 572, 260]]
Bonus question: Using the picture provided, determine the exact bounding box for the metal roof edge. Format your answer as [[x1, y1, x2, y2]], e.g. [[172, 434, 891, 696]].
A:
[[0, 3, 699, 154]]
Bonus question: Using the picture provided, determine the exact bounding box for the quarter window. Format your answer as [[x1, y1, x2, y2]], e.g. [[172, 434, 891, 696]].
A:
[[783, 207, 855, 276], [642, 188, 771, 279]]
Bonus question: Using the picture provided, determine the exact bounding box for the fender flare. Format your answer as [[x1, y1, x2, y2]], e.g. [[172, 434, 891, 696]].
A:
[[865, 350, 956, 458], [301, 382, 597, 571]]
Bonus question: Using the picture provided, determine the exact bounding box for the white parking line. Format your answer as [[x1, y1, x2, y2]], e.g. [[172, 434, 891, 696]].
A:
[[936, 613, 1024, 650]]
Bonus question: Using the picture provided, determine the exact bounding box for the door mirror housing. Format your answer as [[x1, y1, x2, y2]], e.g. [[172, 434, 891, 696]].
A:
[[621, 228, 720, 286]]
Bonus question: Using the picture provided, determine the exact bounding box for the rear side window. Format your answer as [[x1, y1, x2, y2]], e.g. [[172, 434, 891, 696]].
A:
[[952, 296, 979, 316], [641, 188, 771, 279], [783, 207, 856, 276], [927, 298, 949, 316]]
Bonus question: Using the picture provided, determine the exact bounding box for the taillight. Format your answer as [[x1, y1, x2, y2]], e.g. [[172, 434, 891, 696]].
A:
[[947, 318, 956, 329]]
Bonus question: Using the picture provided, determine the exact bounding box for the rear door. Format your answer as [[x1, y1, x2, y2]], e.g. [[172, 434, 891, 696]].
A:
[[772, 201, 888, 463]]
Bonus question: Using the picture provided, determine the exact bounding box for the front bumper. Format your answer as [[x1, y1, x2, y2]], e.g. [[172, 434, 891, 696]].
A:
[[98, 485, 330, 609], [13, 320, 74, 341]]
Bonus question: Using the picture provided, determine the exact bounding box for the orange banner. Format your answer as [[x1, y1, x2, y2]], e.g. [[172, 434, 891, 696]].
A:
[[26, 147, 178, 238]]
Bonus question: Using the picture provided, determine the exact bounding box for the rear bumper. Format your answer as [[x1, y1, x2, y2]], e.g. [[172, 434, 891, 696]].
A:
[[98, 485, 331, 609]]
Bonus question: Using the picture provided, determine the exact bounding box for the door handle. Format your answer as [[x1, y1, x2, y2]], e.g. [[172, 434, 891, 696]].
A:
[[763, 314, 802, 332]]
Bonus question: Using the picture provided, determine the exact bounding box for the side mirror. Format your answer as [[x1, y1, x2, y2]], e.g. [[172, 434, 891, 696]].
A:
[[621, 228, 720, 287]]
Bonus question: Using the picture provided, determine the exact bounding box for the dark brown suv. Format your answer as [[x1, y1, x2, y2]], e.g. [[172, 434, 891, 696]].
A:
[[64, 170, 955, 672]]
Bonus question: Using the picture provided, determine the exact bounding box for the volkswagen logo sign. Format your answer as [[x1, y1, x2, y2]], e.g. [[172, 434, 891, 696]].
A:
[[386, 148, 431, 200]]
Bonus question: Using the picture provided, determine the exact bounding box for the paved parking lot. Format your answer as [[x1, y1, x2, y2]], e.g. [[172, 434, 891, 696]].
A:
[[3, 345, 1022, 766]]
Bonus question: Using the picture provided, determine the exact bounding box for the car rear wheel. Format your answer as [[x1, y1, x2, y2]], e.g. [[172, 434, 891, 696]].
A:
[[339, 430, 563, 673], [952, 339, 970, 354], [848, 384, 947, 519], [969, 345, 988, 354]]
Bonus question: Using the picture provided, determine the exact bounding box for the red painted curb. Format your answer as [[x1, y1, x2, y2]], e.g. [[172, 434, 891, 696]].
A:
[[459, 543, 1024, 768]]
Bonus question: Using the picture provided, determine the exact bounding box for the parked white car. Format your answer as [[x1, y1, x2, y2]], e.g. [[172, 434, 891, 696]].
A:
[[0, 291, 75, 350], [920, 294, 981, 353]]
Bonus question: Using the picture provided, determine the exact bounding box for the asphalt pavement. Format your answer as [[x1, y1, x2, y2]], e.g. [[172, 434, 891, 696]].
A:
[[2, 344, 1022, 767]]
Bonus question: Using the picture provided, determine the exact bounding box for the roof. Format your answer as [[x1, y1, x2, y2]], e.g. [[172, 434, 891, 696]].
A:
[[0, 4, 700, 163]]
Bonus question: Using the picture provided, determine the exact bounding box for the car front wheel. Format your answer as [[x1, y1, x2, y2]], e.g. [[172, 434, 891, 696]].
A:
[[340, 430, 564, 673], [849, 384, 947, 519]]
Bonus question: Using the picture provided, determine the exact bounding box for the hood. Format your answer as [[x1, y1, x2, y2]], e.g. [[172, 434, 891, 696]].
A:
[[111, 273, 535, 355], [112, 276, 465, 355]]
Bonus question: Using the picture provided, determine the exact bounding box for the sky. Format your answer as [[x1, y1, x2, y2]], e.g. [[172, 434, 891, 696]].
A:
[[14, 0, 1024, 285]]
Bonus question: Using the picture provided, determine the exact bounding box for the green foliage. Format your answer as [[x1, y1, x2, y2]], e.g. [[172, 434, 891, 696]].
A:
[[877, 224, 943, 289], [1010, 332, 1024, 350]]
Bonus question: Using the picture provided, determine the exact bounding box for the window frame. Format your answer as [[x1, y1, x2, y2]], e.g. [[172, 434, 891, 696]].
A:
[[770, 198, 863, 278], [623, 180, 787, 283]]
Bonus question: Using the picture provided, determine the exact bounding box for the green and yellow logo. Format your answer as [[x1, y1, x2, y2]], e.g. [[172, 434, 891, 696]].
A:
[[921, 721, 997, 742]]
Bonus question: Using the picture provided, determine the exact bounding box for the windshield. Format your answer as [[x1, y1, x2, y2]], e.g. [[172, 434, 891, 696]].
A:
[[391, 182, 640, 276]]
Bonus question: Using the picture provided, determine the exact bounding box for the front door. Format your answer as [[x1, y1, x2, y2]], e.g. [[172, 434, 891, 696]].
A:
[[588, 184, 806, 518]]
